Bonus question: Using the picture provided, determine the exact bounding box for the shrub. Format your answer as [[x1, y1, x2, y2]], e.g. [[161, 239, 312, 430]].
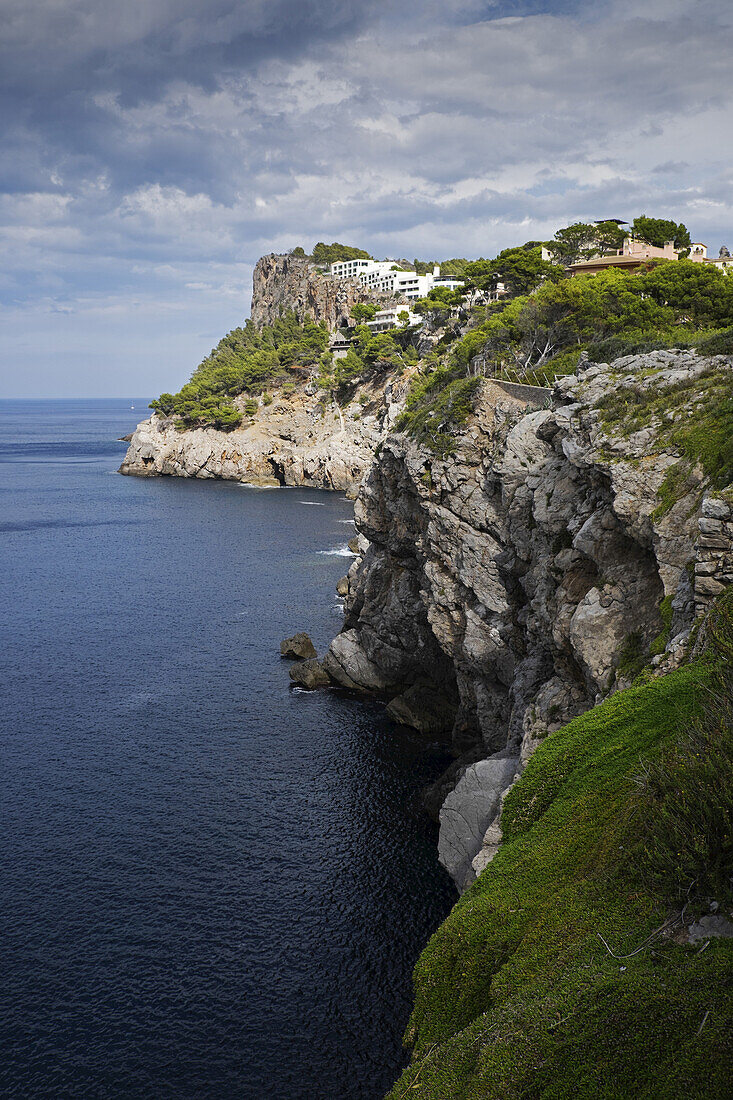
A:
[[149, 312, 328, 430], [696, 326, 733, 357], [396, 369, 480, 456], [311, 241, 371, 265]]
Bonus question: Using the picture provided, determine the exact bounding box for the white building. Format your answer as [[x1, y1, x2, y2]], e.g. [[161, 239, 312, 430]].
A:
[[329, 258, 395, 283], [689, 243, 733, 273], [365, 307, 421, 332], [330, 259, 464, 300]]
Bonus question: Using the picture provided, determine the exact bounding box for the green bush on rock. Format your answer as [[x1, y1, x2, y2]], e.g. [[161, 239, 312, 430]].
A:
[[150, 312, 328, 430]]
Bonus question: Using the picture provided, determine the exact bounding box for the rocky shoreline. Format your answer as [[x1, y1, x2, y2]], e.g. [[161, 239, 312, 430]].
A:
[[287, 350, 733, 891], [121, 342, 733, 897], [119, 371, 408, 496]]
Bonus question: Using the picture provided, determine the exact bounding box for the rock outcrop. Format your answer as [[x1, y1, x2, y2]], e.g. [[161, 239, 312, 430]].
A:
[[251, 253, 391, 331], [280, 633, 317, 660], [120, 248, 410, 489], [324, 350, 733, 889], [289, 659, 331, 690], [119, 374, 409, 495]]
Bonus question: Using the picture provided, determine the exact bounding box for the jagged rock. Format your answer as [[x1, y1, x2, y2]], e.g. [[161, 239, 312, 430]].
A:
[[336, 576, 349, 597], [438, 755, 519, 892], [119, 389, 394, 494], [119, 251, 416, 491], [322, 628, 393, 693], [326, 353, 731, 890], [251, 253, 391, 331], [280, 632, 317, 660], [289, 659, 331, 690]]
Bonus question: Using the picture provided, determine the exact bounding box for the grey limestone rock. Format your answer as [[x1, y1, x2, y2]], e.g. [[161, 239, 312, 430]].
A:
[[280, 633, 317, 660], [385, 682, 457, 736], [438, 755, 519, 892], [289, 659, 331, 690], [322, 629, 393, 693], [325, 352, 732, 889], [251, 253, 391, 332]]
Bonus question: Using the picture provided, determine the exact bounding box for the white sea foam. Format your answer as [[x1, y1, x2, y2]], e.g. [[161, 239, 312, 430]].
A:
[[337, 518, 356, 524], [318, 545, 356, 557], [237, 481, 279, 490], [299, 501, 326, 506]]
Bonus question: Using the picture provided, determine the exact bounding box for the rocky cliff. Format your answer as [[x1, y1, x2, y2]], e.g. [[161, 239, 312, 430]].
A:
[[119, 373, 409, 495], [322, 350, 733, 890], [120, 251, 405, 488], [251, 252, 391, 331]]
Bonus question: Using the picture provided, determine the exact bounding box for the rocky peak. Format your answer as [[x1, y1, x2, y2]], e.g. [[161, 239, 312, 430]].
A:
[[251, 252, 392, 332]]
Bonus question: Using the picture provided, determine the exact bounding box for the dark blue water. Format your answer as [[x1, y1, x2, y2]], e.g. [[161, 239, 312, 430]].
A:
[[0, 400, 456, 1100]]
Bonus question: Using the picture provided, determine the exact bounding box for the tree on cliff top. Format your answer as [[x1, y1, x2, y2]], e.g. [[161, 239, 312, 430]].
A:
[[547, 221, 627, 266], [632, 215, 691, 252], [465, 245, 562, 298], [311, 242, 372, 265]]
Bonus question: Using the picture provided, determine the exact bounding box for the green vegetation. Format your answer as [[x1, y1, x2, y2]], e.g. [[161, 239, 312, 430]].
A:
[[155, 219, 732, 440], [318, 324, 416, 402], [452, 261, 733, 380], [397, 257, 733, 451], [350, 302, 377, 323], [389, 590, 733, 1099], [632, 215, 691, 252], [650, 595, 674, 656], [413, 258, 471, 277], [595, 364, 733, 513], [414, 286, 464, 321], [311, 241, 371, 265], [465, 245, 562, 297], [396, 368, 481, 456], [547, 220, 627, 266], [150, 312, 328, 429], [544, 218, 691, 266]]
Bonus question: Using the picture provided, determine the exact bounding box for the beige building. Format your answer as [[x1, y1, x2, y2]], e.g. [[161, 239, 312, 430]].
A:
[[566, 235, 677, 276], [566, 234, 733, 277]]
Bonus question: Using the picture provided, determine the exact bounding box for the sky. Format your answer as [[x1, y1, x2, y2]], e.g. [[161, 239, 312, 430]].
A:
[[1, 0, 733, 397]]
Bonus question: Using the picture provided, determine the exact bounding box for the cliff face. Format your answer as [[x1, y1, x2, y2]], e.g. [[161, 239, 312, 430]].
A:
[[323, 350, 733, 890], [119, 374, 409, 496], [251, 252, 390, 331], [120, 252, 404, 487]]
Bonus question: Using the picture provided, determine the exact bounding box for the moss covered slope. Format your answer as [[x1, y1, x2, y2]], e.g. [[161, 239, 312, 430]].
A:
[[389, 604, 733, 1099]]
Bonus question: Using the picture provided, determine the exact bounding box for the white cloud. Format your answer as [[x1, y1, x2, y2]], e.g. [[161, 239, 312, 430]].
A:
[[2, 0, 733, 395]]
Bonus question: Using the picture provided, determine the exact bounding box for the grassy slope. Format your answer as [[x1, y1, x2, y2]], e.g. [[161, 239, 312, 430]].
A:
[[388, 653, 733, 1099]]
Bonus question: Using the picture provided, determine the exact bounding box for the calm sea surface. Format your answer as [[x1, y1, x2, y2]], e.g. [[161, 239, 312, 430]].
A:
[[0, 399, 456, 1099]]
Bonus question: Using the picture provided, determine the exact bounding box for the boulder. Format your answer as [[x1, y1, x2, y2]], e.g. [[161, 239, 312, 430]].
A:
[[438, 754, 519, 891], [289, 659, 331, 690], [323, 629, 393, 693], [280, 632, 317, 660]]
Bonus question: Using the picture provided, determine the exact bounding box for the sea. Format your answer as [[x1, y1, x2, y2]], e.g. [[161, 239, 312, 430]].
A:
[[0, 399, 456, 1099]]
